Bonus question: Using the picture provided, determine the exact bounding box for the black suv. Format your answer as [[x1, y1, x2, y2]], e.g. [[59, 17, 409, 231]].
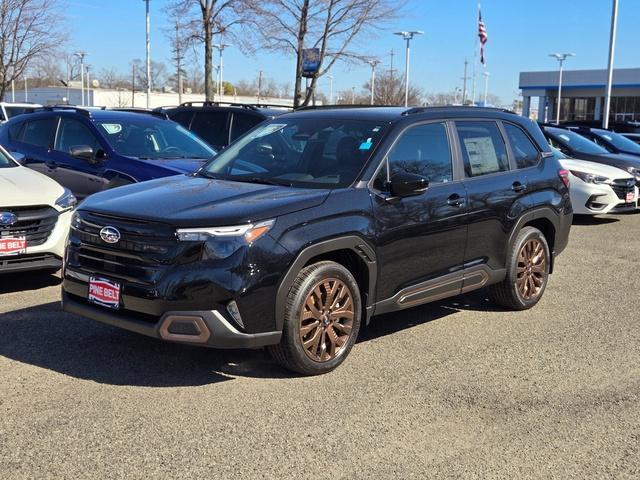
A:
[[61, 106, 572, 375], [161, 102, 289, 150]]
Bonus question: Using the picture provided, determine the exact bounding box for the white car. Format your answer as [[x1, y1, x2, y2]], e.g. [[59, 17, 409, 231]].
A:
[[553, 149, 638, 215], [0, 102, 42, 123], [0, 147, 75, 274]]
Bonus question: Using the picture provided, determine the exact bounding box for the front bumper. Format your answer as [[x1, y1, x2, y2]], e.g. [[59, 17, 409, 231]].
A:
[[570, 181, 638, 215], [62, 291, 281, 349]]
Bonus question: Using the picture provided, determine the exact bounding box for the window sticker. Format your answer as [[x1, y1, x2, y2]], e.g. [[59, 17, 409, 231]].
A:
[[254, 123, 287, 138], [359, 138, 373, 150], [463, 136, 499, 175], [372, 126, 381, 132], [101, 123, 122, 134]]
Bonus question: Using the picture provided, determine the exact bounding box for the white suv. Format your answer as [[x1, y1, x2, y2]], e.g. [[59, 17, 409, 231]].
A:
[[0, 147, 75, 273], [0, 102, 42, 123]]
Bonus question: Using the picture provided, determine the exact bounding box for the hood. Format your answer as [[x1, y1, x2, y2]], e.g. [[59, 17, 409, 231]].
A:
[[569, 151, 640, 171], [559, 158, 633, 180], [0, 165, 64, 207], [79, 174, 331, 227], [142, 158, 208, 173]]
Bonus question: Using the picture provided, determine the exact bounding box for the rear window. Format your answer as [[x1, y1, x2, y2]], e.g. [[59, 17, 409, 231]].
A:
[[190, 111, 229, 147], [167, 110, 194, 129]]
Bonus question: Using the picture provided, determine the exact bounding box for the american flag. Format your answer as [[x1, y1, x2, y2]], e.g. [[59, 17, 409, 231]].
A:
[[478, 10, 488, 64]]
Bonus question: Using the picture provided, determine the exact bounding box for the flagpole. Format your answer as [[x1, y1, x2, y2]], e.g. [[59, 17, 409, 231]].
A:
[[471, 3, 480, 105]]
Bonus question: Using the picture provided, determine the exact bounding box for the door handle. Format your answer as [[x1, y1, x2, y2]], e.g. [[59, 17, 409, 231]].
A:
[[512, 181, 527, 192], [447, 194, 466, 207]]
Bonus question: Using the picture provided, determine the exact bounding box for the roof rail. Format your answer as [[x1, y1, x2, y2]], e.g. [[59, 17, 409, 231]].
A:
[[295, 104, 400, 111], [31, 105, 92, 117], [109, 107, 169, 119], [402, 105, 518, 116]]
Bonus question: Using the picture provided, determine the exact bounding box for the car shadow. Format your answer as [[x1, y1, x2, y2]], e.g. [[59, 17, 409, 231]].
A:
[[572, 215, 620, 225], [0, 271, 61, 294], [0, 290, 497, 386]]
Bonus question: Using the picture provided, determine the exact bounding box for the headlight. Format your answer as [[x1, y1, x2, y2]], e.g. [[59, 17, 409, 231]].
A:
[[625, 166, 640, 180], [55, 188, 77, 211], [569, 170, 610, 184], [176, 219, 275, 243]]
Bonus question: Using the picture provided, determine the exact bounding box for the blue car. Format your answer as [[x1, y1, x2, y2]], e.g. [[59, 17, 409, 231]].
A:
[[0, 106, 217, 198]]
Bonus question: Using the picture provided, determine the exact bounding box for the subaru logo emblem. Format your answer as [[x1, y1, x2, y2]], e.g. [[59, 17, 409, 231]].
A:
[[0, 212, 17, 226], [100, 226, 121, 244]]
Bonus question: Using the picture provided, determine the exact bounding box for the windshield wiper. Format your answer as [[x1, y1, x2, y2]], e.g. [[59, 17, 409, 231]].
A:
[[231, 177, 293, 187], [195, 170, 224, 180]]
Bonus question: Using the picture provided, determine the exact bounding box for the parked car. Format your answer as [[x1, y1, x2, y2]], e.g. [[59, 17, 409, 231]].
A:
[[0, 106, 217, 199], [621, 133, 640, 145], [160, 102, 289, 150], [0, 147, 74, 274], [561, 119, 640, 134], [61, 106, 572, 375], [566, 126, 640, 157], [552, 148, 637, 214], [541, 126, 640, 186], [0, 102, 42, 123]]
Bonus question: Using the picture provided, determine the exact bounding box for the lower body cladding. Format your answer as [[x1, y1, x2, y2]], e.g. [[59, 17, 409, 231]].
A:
[[61, 291, 281, 348]]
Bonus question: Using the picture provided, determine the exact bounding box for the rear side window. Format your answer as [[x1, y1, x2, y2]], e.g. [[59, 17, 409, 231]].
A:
[[456, 121, 509, 177], [385, 122, 453, 183], [167, 110, 194, 128], [190, 111, 229, 147], [230, 113, 263, 142], [21, 117, 57, 148], [504, 123, 540, 169], [8, 121, 25, 141]]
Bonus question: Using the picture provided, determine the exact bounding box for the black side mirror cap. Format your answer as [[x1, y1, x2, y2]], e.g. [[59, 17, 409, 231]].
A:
[[69, 145, 101, 164], [388, 172, 429, 197]]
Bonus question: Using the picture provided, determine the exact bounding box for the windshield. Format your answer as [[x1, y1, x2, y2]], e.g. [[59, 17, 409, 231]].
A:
[[546, 127, 609, 155], [5, 106, 38, 119], [201, 117, 388, 189], [0, 148, 16, 168], [593, 129, 640, 154], [97, 118, 216, 159]]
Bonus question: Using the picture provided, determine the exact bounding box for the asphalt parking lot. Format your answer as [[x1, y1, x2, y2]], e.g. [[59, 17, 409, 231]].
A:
[[1, 213, 639, 479]]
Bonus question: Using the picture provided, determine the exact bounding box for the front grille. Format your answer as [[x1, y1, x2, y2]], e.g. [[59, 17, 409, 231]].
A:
[[610, 179, 635, 200], [0, 205, 59, 246], [68, 211, 186, 285]]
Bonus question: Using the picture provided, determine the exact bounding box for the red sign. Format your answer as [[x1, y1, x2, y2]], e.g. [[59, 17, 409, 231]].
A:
[[626, 191, 636, 204], [88, 277, 121, 309], [0, 237, 27, 256]]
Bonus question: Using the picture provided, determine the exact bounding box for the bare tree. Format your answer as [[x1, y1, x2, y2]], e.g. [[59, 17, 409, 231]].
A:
[[165, 0, 253, 101], [0, 0, 66, 100], [363, 69, 423, 106], [253, 0, 402, 108], [129, 59, 169, 91]]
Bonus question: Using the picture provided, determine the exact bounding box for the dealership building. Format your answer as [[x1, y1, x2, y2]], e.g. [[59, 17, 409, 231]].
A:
[[519, 67, 640, 123]]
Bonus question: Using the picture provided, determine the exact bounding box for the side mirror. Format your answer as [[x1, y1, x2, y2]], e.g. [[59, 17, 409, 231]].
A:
[[69, 145, 102, 164], [10, 151, 25, 164], [388, 171, 429, 197]]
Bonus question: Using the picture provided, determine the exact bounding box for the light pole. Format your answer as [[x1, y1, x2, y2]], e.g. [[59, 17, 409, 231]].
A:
[[393, 30, 423, 107], [351, 86, 356, 104], [549, 52, 575, 124], [143, 0, 151, 108], [326, 74, 334, 104], [603, 0, 618, 129], [74, 51, 87, 106], [367, 59, 380, 105], [482, 71, 490, 106], [213, 43, 230, 100], [86, 65, 91, 106]]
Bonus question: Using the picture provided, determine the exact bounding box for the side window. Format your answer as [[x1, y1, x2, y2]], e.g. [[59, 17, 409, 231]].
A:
[[190, 111, 229, 147], [21, 117, 57, 148], [8, 121, 25, 142], [168, 110, 194, 129], [55, 118, 101, 154], [230, 113, 263, 142], [456, 121, 509, 177], [504, 123, 540, 169], [383, 122, 453, 185]]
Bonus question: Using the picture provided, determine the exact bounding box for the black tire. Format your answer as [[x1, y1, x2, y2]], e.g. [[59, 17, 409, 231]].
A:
[[489, 226, 550, 310], [268, 261, 362, 375]]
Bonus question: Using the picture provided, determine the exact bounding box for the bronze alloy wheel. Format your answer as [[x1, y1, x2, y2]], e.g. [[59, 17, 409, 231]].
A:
[[299, 278, 355, 362], [516, 238, 547, 300]]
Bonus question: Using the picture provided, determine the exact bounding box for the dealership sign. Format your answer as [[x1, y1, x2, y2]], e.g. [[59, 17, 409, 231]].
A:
[[302, 48, 320, 77]]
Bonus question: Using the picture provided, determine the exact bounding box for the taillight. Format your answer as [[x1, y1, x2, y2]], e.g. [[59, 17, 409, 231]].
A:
[[558, 169, 570, 188]]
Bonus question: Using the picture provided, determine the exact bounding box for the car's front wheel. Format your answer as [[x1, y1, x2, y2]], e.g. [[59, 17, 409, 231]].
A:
[[268, 261, 362, 375], [490, 226, 550, 310]]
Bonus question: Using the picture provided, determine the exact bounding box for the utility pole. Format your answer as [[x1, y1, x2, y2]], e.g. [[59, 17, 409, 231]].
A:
[[86, 65, 91, 106], [74, 51, 87, 106], [394, 30, 424, 107], [603, 0, 618, 129], [351, 86, 356, 104], [132, 63, 136, 107], [326, 74, 334, 104], [175, 23, 183, 104], [367, 60, 380, 105], [144, 0, 151, 108], [213, 43, 230, 100], [24, 76, 28, 102], [482, 71, 490, 105], [257, 70, 263, 104], [549, 52, 575, 124], [461, 59, 470, 104]]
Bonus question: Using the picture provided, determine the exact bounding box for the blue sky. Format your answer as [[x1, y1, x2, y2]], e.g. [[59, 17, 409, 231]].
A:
[[67, 0, 640, 104]]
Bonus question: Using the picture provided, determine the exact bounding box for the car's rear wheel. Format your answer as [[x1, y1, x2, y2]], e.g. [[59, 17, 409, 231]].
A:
[[268, 261, 362, 375], [490, 226, 550, 310]]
